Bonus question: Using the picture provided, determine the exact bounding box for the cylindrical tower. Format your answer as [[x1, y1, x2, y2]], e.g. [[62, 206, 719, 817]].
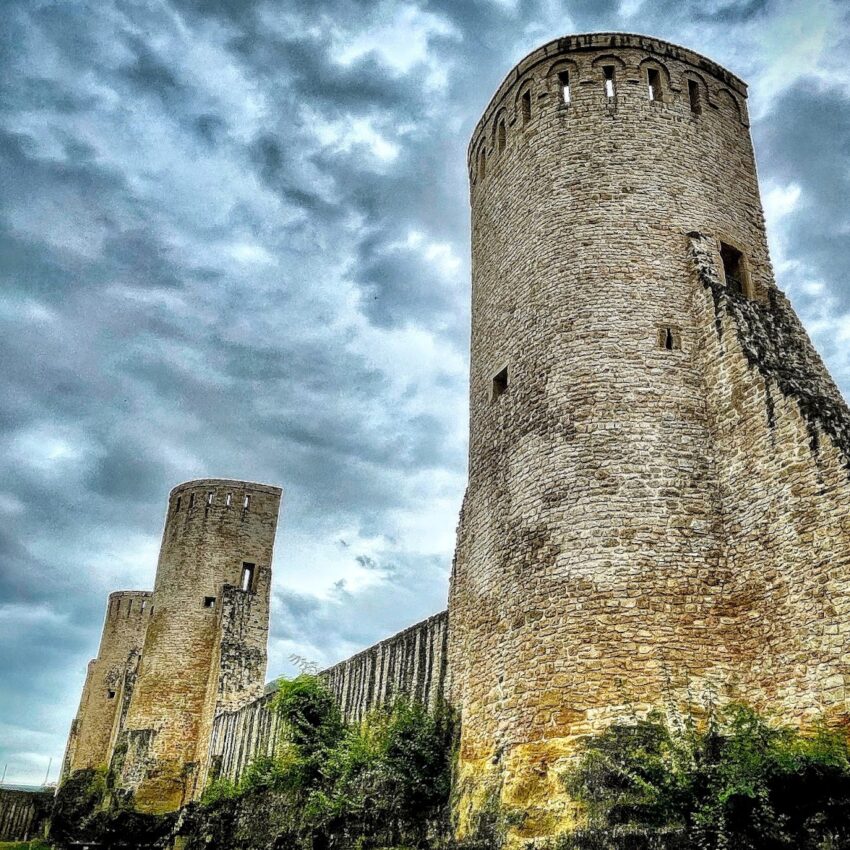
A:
[[449, 32, 767, 838], [61, 591, 152, 779], [113, 479, 282, 813]]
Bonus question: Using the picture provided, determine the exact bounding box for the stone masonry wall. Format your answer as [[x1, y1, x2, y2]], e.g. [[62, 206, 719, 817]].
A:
[[688, 233, 850, 721], [61, 591, 152, 779], [0, 788, 52, 842], [205, 611, 449, 786], [113, 479, 281, 814], [449, 32, 850, 845]]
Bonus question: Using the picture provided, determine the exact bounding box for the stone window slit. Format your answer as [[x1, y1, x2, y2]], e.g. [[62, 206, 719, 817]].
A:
[[107, 690, 116, 699], [491, 365, 509, 401], [241, 563, 256, 592], [521, 89, 531, 124], [175, 496, 181, 512], [204, 596, 216, 609], [206, 491, 214, 506], [647, 68, 662, 101], [188, 493, 195, 510], [688, 79, 702, 114], [558, 71, 571, 104], [497, 119, 506, 153], [243, 494, 250, 510], [603, 65, 615, 98], [225, 493, 232, 507], [720, 242, 748, 296]]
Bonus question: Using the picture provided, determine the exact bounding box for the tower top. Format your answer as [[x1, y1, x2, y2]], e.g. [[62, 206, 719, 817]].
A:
[[469, 31, 748, 157]]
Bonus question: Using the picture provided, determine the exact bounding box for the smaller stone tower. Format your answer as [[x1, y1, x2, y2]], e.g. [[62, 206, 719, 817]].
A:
[[112, 479, 281, 813], [60, 591, 153, 780]]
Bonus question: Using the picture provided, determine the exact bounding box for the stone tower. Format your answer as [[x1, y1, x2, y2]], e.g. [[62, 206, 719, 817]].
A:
[[60, 591, 152, 780], [112, 479, 282, 813], [448, 32, 850, 841]]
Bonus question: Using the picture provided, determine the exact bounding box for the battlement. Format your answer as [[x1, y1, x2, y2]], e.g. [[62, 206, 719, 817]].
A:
[[469, 31, 749, 180]]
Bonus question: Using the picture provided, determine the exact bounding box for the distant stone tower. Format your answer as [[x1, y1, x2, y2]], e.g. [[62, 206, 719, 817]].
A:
[[112, 479, 282, 813], [60, 591, 152, 780], [448, 33, 850, 841]]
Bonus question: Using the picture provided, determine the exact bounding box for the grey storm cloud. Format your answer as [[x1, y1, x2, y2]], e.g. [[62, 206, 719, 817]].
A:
[[1, 0, 849, 786]]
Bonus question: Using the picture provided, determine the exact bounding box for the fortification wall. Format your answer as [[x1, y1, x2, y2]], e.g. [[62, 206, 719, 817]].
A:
[[449, 32, 850, 844], [0, 788, 52, 842], [688, 234, 850, 721], [61, 591, 152, 779], [113, 479, 281, 814], [206, 611, 449, 785]]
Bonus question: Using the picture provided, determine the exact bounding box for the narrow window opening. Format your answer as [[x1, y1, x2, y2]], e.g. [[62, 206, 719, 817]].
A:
[[658, 327, 682, 351], [203, 596, 216, 609], [243, 494, 250, 510], [603, 66, 615, 98], [175, 496, 181, 512], [720, 242, 746, 296], [647, 68, 662, 102], [497, 119, 506, 154], [225, 493, 232, 507], [688, 79, 702, 114], [206, 491, 214, 506], [521, 89, 531, 124], [189, 492, 195, 509], [126, 601, 132, 617], [141, 599, 146, 611], [478, 147, 486, 180], [491, 366, 508, 401], [241, 563, 256, 593], [558, 71, 571, 104], [107, 690, 116, 700]]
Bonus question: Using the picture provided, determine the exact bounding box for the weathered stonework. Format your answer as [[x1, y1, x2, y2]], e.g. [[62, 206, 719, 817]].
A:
[[0, 787, 52, 842], [56, 32, 850, 848], [111, 479, 282, 814], [60, 590, 152, 780], [206, 612, 449, 785], [447, 31, 850, 844]]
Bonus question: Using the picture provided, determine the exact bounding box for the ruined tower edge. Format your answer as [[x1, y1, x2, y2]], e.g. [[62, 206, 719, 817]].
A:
[[60, 591, 152, 781], [447, 32, 850, 842], [111, 479, 282, 814]]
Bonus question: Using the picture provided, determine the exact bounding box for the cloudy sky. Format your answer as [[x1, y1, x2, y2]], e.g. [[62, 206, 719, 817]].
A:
[[1, 0, 849, 787]]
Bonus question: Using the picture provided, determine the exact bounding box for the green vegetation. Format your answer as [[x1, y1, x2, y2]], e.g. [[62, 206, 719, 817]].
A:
[[560, 704, 850, 850], [0, 842, 53, 850], [190, 674, 456, 849]]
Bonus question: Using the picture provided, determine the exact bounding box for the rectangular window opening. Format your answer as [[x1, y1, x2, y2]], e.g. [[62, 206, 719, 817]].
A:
[[478, 147, 486, 180], [720, 242, 746, 296], [206, 491, 214, 506], [241, 563, 256, 593], [140, 599, 146, 611], [203, 596, 216, 609], [225, 493, 232, 507], [107, 690, 116, 699], [658, 327, 682, 351], [647, 68, 662, 101], [497, 119, 506, 153], [243, 494, 250, 510], [188, 492, 195, 509], [603, 66, 615, 99], [175, 496, 181, 512], [521, 89, 531, 124], [688, 79, 702, 114], [491, 366, 508, 401], [558, 71, 571, 104]]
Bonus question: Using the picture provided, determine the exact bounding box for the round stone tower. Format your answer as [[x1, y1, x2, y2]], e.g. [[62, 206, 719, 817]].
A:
[[114, 479, 282, 813], [449, 31, 790, 839], [61, 591, 152, 779]]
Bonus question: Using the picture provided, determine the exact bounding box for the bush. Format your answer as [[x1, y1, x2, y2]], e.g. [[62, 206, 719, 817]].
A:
[[191, 676, 455, 849], [563, 704, 850, 850]]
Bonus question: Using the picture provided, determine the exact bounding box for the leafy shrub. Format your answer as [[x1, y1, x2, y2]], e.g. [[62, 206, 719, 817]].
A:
[[562, 704, 850, 850], [192, 676, 455, 849]]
